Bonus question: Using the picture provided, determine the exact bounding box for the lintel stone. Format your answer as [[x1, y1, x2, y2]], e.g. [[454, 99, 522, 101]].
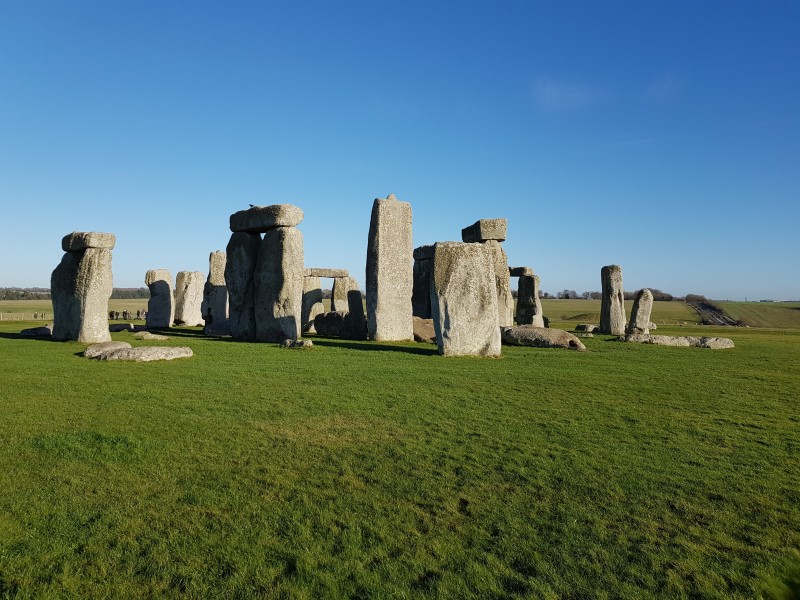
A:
[[461, 219, 507, 243], [229, 204, 304, 233], [62, 232, 116, 252]]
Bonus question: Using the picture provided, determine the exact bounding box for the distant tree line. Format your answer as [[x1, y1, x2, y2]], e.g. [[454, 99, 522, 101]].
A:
[[112, 288, 150, 299], [0, 287, 150, 300], [534, 288, 677, 301]]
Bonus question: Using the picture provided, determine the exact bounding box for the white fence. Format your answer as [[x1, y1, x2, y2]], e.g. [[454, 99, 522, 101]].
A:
[[0, 313, 52, 321]]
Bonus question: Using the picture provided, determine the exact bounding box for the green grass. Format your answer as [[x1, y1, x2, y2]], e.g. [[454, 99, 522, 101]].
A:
[[540, 299, 702, 329], [1, 318, 799, 598], [720, 301, 800, 329]]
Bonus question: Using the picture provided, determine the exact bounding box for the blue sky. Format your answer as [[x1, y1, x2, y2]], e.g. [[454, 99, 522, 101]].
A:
[[1, 1, 798, 300]]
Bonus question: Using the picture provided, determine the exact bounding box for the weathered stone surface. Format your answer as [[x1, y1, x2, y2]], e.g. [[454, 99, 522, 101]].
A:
[[230, 204, 304, 233], [366, 194, 413, 341], [84, 341, 132, 359], [303, 268, 349, 278], [279, 339, 314, 349], [97, 346, 193, 362], [413, 244, 435, 261], [619, 334, 734, 349], [461, 219, 507, 243], [516, 273, 544, 327], [301, 276, 324, 333], [501, 326, 587, 350], [254, 226, 304, 342], [204, 318, 231, 337], [626, 288, 654, 335], [575, 332, 594, 338], [412, 253, 432, 319], [509, 266, 533, 277], [52, 247, 113, 344], [174, 271, 206, 326], [412, 316, 436, 343], [484, 240, 514, 328], [345, 287, 367, 340], [225, 231, 261, 340], [331, 276, 357, 313], [575, 324, 600, 333], [202, 251, 228, 330], [430, 242, 500, 357], [649, 322, 658, 331], [61, 231, 116, 252], [313, 311, 348, 337], [133, 331, 170, 341], [145, 269, 174, 329], [600, 265, 625, 335], [20, 324, 53, 337]]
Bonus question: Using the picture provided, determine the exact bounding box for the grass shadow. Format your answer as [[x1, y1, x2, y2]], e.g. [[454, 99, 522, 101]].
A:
[[309, 337, 438, 356]]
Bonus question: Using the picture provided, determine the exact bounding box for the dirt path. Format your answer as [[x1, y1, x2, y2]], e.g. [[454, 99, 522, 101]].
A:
[[685, 301, 740, 326]]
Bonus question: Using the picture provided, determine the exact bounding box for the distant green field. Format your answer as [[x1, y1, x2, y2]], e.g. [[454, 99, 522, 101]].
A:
[[1, 319, 799, 597], [0, 299, 149, 317], [540, 299, 701, 327], [720, 301, 800, 329]]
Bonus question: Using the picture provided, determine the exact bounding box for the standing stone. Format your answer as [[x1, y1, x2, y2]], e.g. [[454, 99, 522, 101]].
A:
[[366, 193, 413, 341], [145, 269, 175, 328], [174, 271, 206, 326], [331, 276, 356, 313], [483, 240, 514, 328], [254, 226, 304, 342], [201, 251, 228, 328], [225, 231, 261, 340], [52, 233, 114, 343], [430, 242, 501, 357], [626, 288, 654, 335], [412, 245, 434, 319], [516, 273, 544, 327], [344, 281, 368, 341], [301, 276, 324, 333], [600, 265, 625, 335]]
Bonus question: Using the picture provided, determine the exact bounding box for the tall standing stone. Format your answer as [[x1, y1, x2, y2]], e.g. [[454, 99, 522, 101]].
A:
[[483, 240, 514, 327], [51, 232, 115, 343], [201, 250, 228, 328], [412, 245, 434, 319], [331, 276, 356, 313], [366, 193, 413, 341], [225, 232, 261, 340], [600, 264, 625, 335], [254, 226, 304, 342], [174, 271, 206, 326], [430, 242, 500, 357], [626, 288, 654, 335], [301, 276, 324, 333], [344, 279, 368, 340], [516, 273, 544, 327], [145, 269, 175, 328]]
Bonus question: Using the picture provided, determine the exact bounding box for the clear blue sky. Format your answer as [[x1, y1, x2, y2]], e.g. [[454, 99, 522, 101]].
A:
[[1, 1, 798, 300]]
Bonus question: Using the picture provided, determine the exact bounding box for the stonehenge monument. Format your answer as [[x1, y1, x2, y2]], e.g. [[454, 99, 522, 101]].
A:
[[600, 264, 625, 335], [174, 271, 206, 326], [345, 283, 368, 341], [461, 219, 513, 327], [202, 250, 228, 329], [626, 288, 654, 335], [366, 194, 413, 341], [331, 275, 356, 312], [430, 242, 501, 357], [51, 231, 114, 343], [301, 276, 324, 333], [145, 269, 175, 328], [515, 271, 544, 327], [226, 204, 304, 342]]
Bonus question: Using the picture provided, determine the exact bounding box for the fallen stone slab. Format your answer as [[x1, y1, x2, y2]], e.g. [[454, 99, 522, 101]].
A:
[[313, 311, 348, 338], [412, 316, 436, 344], [279, 339, 314, 349], [619, 334, 734, 349], [84, 341, 132, 358], [230, 204, 303, 233], [133, 331, 170, 341], [304, 268, 349, 278], [61, 231, 116, 251], [575, 324, 600, 333], [109, 323, 136, 332], [501, 326, 586, 351], [20, 324, 53, 337], [575, 332, 594, 338], [96, 346, 193, 362], [461, 218, 507, 243]]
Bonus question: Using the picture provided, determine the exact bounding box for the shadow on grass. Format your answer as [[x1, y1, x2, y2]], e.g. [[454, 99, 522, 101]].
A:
[[0, 332, 57, 342], [309, 337, 439, 356]]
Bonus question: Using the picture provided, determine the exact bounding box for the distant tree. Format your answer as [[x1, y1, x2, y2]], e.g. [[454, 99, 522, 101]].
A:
[[557, 289, 578, 299], [581, 291, 602, 300]]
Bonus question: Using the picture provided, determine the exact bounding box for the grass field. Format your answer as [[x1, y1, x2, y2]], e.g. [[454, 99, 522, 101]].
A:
[[1, 313, 799, 597], [720, 302, 800, 329]]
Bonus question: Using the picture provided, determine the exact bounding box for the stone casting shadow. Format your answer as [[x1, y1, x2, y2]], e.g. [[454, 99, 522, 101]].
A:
[[309, 338, 438, 356], [0, 332, 57, 342]]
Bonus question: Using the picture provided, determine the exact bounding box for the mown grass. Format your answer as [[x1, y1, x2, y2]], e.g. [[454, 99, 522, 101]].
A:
[[1, 318, 799, 598], [721, 302, 800, 329], [540, 299, 701, 329]]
